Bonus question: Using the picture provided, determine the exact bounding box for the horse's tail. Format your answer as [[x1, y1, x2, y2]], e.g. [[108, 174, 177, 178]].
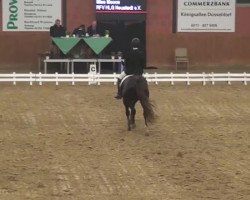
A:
[[136, 76, 155, 125]]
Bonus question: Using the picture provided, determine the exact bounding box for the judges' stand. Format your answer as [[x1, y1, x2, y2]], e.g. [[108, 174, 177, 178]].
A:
[[43, 57, 124, 74], [71, 59, 98, 73], [97, 58, 124, 74], [43, 58, 71, 74], [42, 36, 124, 74]]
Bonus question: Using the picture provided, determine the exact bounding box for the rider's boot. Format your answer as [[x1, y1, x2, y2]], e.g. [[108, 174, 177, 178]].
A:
[[114, 78, 122, 99]]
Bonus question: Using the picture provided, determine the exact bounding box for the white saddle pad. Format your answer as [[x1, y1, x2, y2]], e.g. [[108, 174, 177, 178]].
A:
[[120, 75, 134, 87]]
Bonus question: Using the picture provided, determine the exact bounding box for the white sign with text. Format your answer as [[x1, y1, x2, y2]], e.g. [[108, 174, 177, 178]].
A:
[[177, 0, 236, 32], [3, 0, 62, 31]]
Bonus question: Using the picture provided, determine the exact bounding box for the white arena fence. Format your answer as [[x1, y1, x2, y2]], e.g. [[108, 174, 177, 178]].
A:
[[0, 72, 250, 85]]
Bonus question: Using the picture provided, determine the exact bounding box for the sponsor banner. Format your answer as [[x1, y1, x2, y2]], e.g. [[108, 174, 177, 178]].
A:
[[177, 0, 236, 32], [3, 0, 62, 32]]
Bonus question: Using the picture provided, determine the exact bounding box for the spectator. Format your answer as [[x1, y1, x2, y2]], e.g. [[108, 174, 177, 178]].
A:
[[72, 24, 86, 37], [50, 19, 66, 37], [49, 19, 66, 58], [87, 20, 102, 36]]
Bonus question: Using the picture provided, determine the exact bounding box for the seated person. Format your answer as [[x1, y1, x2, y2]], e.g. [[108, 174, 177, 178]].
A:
[[49, 19, 66, 58], [72, 24, 86, 37], [87, 20, 102, 36], [50, 19, 66, 37]]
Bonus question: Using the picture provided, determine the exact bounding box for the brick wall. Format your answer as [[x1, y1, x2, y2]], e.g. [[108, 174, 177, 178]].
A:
[[0, 0, 250, 70]]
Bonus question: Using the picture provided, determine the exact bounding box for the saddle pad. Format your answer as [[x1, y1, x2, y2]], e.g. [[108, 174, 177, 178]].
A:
[[120, 75, 134, 87]]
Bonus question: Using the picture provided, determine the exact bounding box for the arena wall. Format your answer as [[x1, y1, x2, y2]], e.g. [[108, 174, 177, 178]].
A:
[[0, 0, 250, 71]]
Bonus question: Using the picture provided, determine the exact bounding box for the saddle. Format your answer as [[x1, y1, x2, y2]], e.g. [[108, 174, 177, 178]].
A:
[[120, 75, 134, 87]]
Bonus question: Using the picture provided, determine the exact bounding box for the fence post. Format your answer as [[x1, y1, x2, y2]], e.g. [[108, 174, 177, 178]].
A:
[[13, 72, 16, 85], [88, 73, 90, 85], [97, 73, 100, 85], [72, 72, 75, 86], [211, 72, 215, 85], [186, 72, 190, 85], [244, 72, 247, 85], [227, 72, 231, 85], [154, 72, 158, 85], [202, 72, 206, 86], [55, 72, 58, 85], [171, 72, 174, 85], [29, 72, 33, 86], [38, 72, 42, 85]]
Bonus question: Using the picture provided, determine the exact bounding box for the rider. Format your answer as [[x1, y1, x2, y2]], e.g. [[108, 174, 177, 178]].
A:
[[114, 38, 145, 99]]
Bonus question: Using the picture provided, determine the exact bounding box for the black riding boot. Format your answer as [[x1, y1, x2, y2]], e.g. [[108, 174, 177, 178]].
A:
[[114, 79, 122, 99]]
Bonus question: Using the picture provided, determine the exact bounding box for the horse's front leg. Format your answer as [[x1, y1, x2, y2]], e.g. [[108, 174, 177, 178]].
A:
[[125, 106, 131, 131]]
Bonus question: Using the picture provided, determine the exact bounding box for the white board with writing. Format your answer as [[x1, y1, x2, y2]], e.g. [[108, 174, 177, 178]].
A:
[[2, 0, 62, 31], [177, 0, 236, 32]]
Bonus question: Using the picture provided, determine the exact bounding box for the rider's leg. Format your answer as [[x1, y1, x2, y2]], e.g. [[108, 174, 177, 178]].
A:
[[115, 71, 126, 99], [115, 78, 122, 99]]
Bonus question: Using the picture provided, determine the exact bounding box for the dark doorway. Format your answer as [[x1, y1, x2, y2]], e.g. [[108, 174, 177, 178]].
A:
[[98, 20, 146, 70], [99, 21, 145, 52]]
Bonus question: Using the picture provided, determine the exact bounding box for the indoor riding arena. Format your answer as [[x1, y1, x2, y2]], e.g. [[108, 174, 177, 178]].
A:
[[1, 83, 249, 200], [1, 0, 250, 199]]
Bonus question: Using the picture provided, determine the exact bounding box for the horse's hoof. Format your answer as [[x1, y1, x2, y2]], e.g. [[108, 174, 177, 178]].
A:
[[131, 123, 136, 129]]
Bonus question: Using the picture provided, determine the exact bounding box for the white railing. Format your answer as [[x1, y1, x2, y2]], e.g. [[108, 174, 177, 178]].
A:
[[0, 72, 250, 85]]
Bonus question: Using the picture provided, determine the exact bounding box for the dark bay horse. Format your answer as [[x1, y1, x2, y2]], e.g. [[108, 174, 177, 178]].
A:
[[120, 75, 155, 131]]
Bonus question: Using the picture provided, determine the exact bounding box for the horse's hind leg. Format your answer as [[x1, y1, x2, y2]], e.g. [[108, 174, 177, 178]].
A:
[[130, 107, 136, 129], [125, 106, 131, 131], [144, 112, 148, 127]]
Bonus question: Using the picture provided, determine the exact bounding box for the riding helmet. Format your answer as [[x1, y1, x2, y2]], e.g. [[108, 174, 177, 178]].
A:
[[131, 38, 140, 48]]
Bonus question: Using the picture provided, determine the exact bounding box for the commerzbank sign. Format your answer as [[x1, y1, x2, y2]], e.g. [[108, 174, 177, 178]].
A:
[[2, 0, 62, 31], [177, 0, 236, 32]]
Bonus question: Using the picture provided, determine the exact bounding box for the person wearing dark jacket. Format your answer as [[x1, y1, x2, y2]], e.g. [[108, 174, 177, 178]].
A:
[[49, 19, 66, 58], [115, 38, 145, 99], [124, 43, 145, 75], [50, 19, 66, 37], [72, 24, 86, 37], [87, 20, 102, 36]]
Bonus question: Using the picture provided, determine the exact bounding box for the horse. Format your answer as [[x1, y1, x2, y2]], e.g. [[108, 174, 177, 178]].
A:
[[120, 75, 155, 131]]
